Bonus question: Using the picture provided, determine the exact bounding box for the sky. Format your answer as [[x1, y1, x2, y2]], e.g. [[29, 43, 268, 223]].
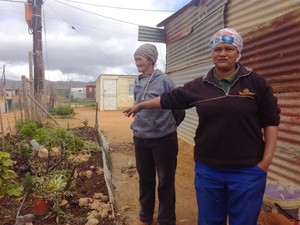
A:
[[0, 0, 190, 83]]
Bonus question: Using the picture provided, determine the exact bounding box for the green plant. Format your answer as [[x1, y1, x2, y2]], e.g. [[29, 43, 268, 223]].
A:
[[81, 141, 101, 154], [33, 127, 51, 143], [0, 151, 24, 196], [31, 171, 74, 207], [17, 142, 33, 160], [16, 121, 38, 138], [82, 118, 89, 128], [2, 140, 14, 152], [52, 128, 75, 146], [30, 168, 76, 221], [22, 172, 33, 192], [51, 106, 74, 116], [32, 174, 66, 199], [33, 126, 80, 151]]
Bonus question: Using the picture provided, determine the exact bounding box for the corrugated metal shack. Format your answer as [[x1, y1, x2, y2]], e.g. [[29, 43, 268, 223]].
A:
[[140, 0, 300, 185]]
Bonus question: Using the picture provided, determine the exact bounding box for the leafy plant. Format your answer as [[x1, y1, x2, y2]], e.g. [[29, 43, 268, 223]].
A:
[[30, 167, 76, 221], [32, 173, 67, 200], [0, 151, 24, 196], [52, 128, 76, 147], [2, 140, 14, 152], [30, 127, 83, 155], [32, 168, 73, 198], [82, 118, 89, 128], [33, 127, 51, 143], [51, 106, 74, 116], [81, 141, 101, 154], [15, 121, 38, 138], [17, 141, 33, 160], [22, 172, 33, 193]]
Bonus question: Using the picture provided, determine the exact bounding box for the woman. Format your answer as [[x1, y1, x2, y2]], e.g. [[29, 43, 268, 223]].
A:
[[124, 29, 280, 225], [131, 43, 183, 225]]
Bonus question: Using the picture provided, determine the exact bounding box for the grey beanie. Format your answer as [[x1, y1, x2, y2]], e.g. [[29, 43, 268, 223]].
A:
[[134, 43, 158, 63]]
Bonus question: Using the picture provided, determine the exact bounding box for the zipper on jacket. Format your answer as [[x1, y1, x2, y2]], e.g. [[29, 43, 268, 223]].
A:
[[204, 69, 252, 95], [204, 80, 227, 95], [226, 70, 252, 95]]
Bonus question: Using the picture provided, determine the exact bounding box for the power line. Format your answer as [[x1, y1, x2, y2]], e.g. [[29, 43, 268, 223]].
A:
[[66, 21, 136, 37], [54, 0, 145, 26], [59, 0, 175, 13], [0, 5, 136, 37], [45, 2, 132, 75]]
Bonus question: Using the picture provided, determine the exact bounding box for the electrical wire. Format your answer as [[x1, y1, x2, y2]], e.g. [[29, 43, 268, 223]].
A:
[[60, 21, 136, 37], [45, 2, 132, 75], [58, 0, 175, 12], [1, 0, 172, 77], [54, 0, 151, 26]]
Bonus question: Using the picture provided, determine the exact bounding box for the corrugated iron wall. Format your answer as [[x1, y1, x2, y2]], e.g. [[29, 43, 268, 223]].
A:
[[225, 0, 300, 36], [171, 63, 213, 146], [162, 0, 300, 185], [226, 0, 300, 185], [164, 0, 227, 73]]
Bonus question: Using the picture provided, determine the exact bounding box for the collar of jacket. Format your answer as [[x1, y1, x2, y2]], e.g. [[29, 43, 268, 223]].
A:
[[202, 63, 253, 84]]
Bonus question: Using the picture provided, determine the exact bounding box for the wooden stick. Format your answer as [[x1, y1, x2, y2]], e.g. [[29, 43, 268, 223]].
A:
[[26, 94, 61, 128], [0, 107, 4, 150], [4, 93, 12, 134], [18, 89, 24, 122]]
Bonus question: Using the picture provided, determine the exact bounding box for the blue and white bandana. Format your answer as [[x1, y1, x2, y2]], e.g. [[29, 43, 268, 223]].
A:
[[209, 28, 243, 53]]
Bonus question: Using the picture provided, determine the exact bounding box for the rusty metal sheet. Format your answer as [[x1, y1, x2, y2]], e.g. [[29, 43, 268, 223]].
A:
[[165, 6, 225, 73], [240, 9, 300, 93], [161, 0, 228, 44], [226, 0, 300, 35]]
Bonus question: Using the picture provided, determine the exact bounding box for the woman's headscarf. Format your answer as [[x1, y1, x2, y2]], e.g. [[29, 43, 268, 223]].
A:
[[209, 28, 243, 61]]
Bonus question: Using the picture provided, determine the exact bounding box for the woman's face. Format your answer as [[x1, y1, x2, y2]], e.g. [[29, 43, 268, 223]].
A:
[[134, 55, 154, 74], [212, 43, 239, 72]]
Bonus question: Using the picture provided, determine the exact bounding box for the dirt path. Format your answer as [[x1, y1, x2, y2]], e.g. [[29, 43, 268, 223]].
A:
[[93, 109, 198, 225], [1, 107, 198, 225]]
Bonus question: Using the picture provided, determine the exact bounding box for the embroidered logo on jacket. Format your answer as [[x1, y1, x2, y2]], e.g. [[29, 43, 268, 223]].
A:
[[239, 88, 255, 96]]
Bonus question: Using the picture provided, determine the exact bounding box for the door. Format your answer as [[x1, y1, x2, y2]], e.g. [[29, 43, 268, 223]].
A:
[[103, 79, 117, 110]]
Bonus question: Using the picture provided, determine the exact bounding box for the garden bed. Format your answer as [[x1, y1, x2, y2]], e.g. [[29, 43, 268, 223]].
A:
[[0, 125, 117, 225]]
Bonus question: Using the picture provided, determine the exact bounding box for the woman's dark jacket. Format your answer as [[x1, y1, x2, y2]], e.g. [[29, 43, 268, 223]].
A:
[[161, 64, 280, 168]]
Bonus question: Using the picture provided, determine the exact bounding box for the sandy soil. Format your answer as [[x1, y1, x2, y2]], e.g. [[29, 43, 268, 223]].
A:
[[93, 108, 198, 225], [1, 107, 198, 225]]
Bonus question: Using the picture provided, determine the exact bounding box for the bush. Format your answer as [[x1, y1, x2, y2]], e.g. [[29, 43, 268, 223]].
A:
[[51, 106, 74, 116], [16, 121, 38, 138]]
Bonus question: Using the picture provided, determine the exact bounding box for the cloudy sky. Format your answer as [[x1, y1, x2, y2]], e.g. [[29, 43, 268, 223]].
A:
[[0, 0, 189, 82]]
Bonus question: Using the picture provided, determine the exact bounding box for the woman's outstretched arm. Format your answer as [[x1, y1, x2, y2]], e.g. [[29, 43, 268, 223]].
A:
[[123, 96, 161, 117]]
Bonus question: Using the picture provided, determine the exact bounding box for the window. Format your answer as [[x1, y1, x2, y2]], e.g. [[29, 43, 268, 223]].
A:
[[129, 84, 134, 96]]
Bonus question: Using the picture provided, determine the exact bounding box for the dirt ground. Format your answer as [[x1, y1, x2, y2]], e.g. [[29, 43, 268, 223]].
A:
[[0, 106, 198, 225], [82, 107, 198, 225]]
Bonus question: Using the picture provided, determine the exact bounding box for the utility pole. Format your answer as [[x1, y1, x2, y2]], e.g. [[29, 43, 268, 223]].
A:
[[25, 0, 45, 121], [32, 0, 45, 98]]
